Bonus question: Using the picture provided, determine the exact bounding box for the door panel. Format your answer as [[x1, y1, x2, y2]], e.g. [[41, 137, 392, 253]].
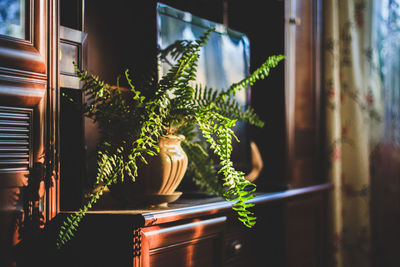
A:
[[0, 0, 49, 266], [0, 79, 47, 267]]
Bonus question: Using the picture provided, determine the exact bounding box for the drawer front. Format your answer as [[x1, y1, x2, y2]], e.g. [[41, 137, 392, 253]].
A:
[[225, 203, 286, 267], [140, 216, 226, 267]]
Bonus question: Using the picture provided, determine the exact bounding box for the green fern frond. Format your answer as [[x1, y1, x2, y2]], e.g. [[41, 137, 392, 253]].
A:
[[193, 84, 264, 127], [227, 54, 285, 96], [58, 28, 284, 248], [56, 169, 115, 249], [196, 110, 257, 227]]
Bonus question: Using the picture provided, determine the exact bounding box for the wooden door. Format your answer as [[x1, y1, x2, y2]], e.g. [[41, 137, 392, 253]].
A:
[[0, 0, 58, 265]]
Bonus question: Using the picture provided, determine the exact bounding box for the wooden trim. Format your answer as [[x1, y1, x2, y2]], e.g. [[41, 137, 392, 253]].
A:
[[284, 0, 323, 187], [314, 0, 323, 181], [0, 76, 46, 107], [141, 183, 333, 226], [284, 0, 296, 185], [81, 0, 86, 31], [60, 26, 87, 43], [46, 0, 60, 221], [71, 183, 333, 227], [59, 26, 87, 89]]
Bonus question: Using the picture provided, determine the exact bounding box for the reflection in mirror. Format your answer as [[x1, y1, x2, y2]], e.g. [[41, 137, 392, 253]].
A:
[[157, 3, 252, 173]]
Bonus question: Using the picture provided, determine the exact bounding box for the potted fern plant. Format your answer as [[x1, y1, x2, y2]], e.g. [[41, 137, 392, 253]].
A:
[[56, 28, 284, 248]]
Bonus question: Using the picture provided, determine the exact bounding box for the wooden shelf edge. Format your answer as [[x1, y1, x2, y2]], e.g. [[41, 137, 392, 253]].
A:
[[141, 182, 333, 226], [57, 183, 333, 227]]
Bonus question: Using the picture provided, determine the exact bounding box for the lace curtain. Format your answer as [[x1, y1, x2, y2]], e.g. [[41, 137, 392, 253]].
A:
[[324, 0, 400, 266], [323, 0, 384, 266]]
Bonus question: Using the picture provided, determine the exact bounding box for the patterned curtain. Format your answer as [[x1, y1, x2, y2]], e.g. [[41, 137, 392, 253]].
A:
[[323, 0, 384, 266]]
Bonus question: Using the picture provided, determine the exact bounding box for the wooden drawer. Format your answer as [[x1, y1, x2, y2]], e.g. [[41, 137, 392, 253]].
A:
[[139, 216, 226, 267], [225, 203, 285, 267], [225, 227, 255, 267]]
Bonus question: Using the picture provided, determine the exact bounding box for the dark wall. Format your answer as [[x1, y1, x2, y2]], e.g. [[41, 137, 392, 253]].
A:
[[228, 0, 287, 191], [84, 1, 158, 85], [160, 0, 224, 24]]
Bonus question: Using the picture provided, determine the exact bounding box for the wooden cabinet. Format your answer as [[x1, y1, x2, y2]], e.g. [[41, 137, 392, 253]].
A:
[[285, 193, 328, 267], [225, 202, 285, 267], [49, 184, 331, 267]]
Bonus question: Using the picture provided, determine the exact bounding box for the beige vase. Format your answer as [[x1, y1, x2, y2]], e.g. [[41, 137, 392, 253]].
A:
[[110, 134, 188, 207]]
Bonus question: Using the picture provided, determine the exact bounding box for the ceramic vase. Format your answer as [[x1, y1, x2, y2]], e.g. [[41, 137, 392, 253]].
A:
[[111, 134, 188, 207]]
